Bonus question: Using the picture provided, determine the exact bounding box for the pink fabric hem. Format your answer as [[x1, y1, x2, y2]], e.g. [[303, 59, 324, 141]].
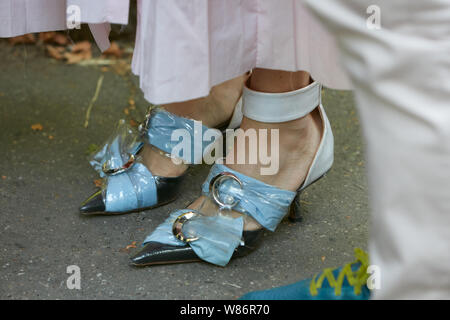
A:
[[1, 0, 352, 105]]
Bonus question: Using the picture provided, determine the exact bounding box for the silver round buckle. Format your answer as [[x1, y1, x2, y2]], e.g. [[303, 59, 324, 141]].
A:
[[101, 153, 136, 176], [172, 211, 200, 243], [209, 172, 243, 209], [138, 114, 151, 136]]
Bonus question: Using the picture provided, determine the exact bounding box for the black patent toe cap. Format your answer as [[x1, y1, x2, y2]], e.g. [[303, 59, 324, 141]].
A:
[[79, 189, 106, 214], [130, 242, 199, 266]]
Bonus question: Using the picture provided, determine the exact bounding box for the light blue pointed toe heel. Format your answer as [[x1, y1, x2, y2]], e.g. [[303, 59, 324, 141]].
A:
[[79, 104, 239, 215], [131, 81, 335, 267]]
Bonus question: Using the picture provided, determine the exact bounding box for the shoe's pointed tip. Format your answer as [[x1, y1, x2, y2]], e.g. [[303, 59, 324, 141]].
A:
[[79, 190, 105, 215], [129, 258, 139, 267], [129, 257, 143, 267], [129, 243, 152, 267], [129, 242, 197, 267]]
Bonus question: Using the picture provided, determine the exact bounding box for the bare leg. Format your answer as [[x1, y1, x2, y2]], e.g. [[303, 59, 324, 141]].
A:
[[227, 68, 322, 190]]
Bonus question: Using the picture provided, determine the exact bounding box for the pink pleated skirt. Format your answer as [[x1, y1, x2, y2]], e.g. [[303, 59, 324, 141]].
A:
[[1, 0, 351, 104]]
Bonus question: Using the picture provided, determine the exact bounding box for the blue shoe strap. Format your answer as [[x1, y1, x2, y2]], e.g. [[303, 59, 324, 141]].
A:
[[142, 163, 296, 266], [89, 120, 143, 178], [144, 209, 244, 267], [146, 109, 220, 164], [105, 162, 157, 212], [201, 164, 296, 231], [90, 109, 220, 177]]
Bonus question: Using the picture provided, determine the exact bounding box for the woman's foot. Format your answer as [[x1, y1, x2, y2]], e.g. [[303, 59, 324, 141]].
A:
[[130, 71, 334, 266], [141, 74, 248, 178], [226, 106, 323, 191], [181, 69, 323, 231], [183, 106, 322, 230], [80, 74, 248, 215]]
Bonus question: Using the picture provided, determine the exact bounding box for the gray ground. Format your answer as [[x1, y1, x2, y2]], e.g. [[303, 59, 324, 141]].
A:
[[0, 41, 369, 300]]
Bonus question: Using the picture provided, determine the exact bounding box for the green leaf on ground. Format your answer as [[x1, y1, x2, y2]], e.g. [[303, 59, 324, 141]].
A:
[[85, 143, 99, 155]]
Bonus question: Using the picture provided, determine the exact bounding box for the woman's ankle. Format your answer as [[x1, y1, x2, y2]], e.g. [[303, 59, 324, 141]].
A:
[[249, 69, 311, 93], [141, 143, 188, 177], [162, 73, 248, 128], [224, 109, 322, 191]]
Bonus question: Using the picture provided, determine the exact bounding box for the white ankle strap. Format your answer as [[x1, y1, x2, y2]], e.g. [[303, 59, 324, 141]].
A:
[[242, 81, 322, 123]]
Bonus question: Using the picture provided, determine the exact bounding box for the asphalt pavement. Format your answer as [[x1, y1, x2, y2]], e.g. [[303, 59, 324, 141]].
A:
[[0, 41, 369, 299]]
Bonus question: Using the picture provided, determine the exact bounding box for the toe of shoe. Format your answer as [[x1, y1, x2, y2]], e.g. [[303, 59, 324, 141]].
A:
[[130, 242, 199, 266], [79, 190, 106, 214]]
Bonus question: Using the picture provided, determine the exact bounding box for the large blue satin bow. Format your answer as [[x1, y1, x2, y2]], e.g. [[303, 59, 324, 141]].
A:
[[88, 110, 220, 211], [201, 164, 296, 231], [143, 164, 296, 266], [144, 209, 244, 267]]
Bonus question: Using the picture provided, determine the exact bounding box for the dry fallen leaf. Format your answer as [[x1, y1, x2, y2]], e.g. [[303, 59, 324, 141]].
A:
[[123, 108, 130, 115], [9, 34, 36, 45], [102, 42, 123, 58], [129, 119, 138, 127], [71, 41, 91, 53], [40, 32, 69, 46], [64, 50, 92, 64], [93, 179, 103, 188], [64, 52, 83, 64], [53, 33, 69, 46], [61, 41, 93, 64], [39, 32, 56, 43], [125, 241, 137, 250], [46, 45, 64, 60], [31, 123, 43, 131], [48, 135, 54, 140]]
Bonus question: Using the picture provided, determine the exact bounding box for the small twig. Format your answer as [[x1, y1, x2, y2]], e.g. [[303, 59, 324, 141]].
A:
[[77, 59, 118, 66], [222, 282, 242, 289], [84, 75, 104, 128]]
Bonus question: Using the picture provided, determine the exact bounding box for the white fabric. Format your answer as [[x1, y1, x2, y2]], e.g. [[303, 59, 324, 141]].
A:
[[0, 0, 128, 36], [241, 82, 334, 192], [306, 0, 450, 299], [242, 81, 321, 123], [301, 104, 334, 191]]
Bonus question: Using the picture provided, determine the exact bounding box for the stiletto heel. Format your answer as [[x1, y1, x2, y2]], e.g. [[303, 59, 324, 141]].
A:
[[288, 192, 303, 223], [288, 171, 329, 223]]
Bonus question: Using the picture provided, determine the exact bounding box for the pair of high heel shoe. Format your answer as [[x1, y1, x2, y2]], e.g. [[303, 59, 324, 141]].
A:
[[79, 80, 334, 268]]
